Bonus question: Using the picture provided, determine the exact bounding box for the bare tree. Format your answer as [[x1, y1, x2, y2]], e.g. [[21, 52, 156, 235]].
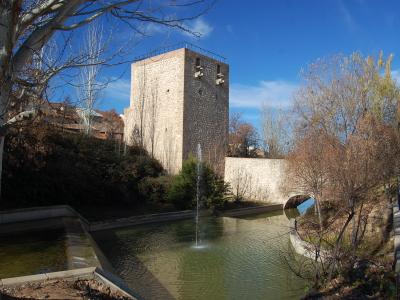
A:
[[286, 52, 400, 289], [76, 21, 106, 135], [101, 109, 124, 140], [286, 130, 328, 228], [147, 76, 159, 158], [228, 112, 259, 157], [134, 62, 148, 148], [0, 0, 213, 196], [230, 168, 252, 202], [260, 104, 291, 158], [206, 142, 226, 176], [134, 65, 159, 156]]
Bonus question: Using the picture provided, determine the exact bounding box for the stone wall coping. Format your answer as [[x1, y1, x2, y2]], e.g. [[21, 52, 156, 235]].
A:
[[220, 203, 283, 217], [0, 204, 287, 232], [0, 267, 137, 299], [90, 210, 195, 232], [225, 157, 286, 161], [1, 273, 49, 286], [0, 205, 90, 229], [0, 205, 196, 230], [62, 218, 104, 271]]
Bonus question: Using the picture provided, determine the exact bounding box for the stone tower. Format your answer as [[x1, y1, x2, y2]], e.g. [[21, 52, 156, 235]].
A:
[[123, 46, 229, 175]]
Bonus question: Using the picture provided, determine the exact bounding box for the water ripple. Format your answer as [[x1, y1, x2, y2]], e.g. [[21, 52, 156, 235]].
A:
[[94, 212, 307, 300]]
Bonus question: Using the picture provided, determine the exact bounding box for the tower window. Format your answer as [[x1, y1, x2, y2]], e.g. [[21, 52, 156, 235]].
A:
[[216, 64, 224, 85], [194, 57, 203, 78]]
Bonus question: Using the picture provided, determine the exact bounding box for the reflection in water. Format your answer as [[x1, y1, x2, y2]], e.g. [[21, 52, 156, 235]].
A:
[[284, 207, 301, 219], [94, 211, 308, 300], [297, 198, 315, 215], [0, 228, 67, 278]]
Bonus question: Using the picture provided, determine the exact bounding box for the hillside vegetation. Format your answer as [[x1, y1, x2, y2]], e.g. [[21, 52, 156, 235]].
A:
[[2, 124, 169, 218], [1, 123, 232, 220]]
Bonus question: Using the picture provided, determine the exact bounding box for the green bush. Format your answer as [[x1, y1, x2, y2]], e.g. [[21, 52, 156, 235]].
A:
[[138, 176, 172, 205], [167, 156, 230, 210]]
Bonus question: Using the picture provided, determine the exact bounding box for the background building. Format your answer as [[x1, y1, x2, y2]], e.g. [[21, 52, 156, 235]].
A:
[[40, 102, 124, 141]]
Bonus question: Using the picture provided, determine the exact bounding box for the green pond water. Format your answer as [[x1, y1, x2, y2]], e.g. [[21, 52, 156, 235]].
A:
[[94, 210, 308, 300], [0, 228, 67, 278]]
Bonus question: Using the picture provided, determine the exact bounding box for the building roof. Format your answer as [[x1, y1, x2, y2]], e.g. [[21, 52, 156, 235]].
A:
[[76, 108, 103, 118]]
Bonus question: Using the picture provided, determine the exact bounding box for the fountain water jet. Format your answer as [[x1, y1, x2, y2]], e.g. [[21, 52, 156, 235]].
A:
[[195, 143, 202, 248]]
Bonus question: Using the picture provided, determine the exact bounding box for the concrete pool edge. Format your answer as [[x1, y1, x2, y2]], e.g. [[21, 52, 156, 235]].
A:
[[0, 204, 285, 232], [219, 203, 283, 217], [0, 203, 287, 298], [0, 207, 117, 290], [62, 217, 115, 273], [289, 218, 328, 261], [0, 267, 138, 299], [90, 209, 196, 231], [90, 203, 285, 231], [0, 205, 91, 228], [289, 218, 315, 259]]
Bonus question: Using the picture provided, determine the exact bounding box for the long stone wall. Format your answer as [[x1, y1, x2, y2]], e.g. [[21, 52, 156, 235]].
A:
[[224, 157, 295, 204]]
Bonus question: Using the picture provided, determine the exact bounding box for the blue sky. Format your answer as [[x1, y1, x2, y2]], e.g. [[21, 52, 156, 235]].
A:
[[55, 0, 400, 129]]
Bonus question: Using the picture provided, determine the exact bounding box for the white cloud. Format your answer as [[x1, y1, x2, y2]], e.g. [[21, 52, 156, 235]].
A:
[[104, 78, 130, 103], [184, 18, 213, 38], [391, 70, 400, 85], [141, 22, 164, 35], [226, 24, 233, 34], [230, 80, 298, 109], [132, 17, 213, 39], [338, 0, 358, 32]]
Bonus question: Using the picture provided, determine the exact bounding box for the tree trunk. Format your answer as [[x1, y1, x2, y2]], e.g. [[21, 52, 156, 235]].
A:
[[0, 3, 14, 201], [0, 82, 11, 201], [397, 176, 400, 207], [0, 136, 4, 199], [0, 2, 83, 200], [327, 210, 355, 281], [351, 202, 364, 247], [315, 196, 323, 230]]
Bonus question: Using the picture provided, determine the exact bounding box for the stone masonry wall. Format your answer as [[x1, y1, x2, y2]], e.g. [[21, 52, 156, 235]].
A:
[[123, 49, 186, 174], [183, 49, 229, 175], [124, 47, 229, 175], [224, 157, 293, 204]]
